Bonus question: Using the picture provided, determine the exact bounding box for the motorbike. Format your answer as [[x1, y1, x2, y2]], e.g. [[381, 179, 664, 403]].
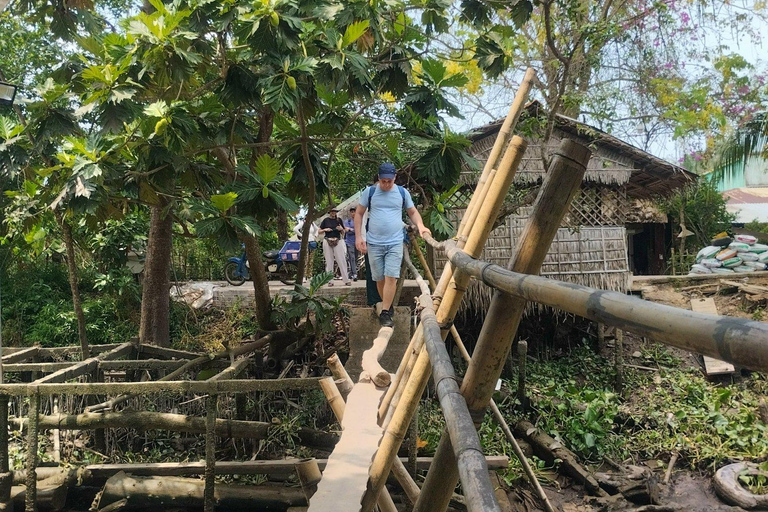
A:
[[224, 242, 316, 286]]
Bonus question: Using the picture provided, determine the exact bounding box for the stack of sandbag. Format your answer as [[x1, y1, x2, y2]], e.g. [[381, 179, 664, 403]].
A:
[[690, 235, 768, 276]]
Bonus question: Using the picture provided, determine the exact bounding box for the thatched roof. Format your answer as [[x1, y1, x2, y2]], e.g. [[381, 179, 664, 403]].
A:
[[466, 103, 696, 200]]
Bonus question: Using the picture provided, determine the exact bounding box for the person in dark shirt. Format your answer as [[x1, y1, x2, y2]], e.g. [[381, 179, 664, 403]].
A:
[[318, 208, 350, 286], [343, 206, 359, 281]]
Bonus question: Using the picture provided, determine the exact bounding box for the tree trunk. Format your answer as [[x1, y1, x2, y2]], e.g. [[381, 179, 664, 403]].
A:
[[139, 197, 173, 347], [242, 107, 277, 330], [296, 105, 317, 285], [277, 210, 289, 243], [243, 235, 275, 330], [57, 213, 89, 359]]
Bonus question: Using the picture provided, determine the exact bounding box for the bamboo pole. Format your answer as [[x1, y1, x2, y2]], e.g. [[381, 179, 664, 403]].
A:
[[32, 342, 134, 384], [0, 394, 9, 510], [11, 411, 338, 449], [362, 137, 528, 512], [516, 341, 527, 406], [379, 136, 528, 425], [295, 459, 322, 501], [319, 378, 345, 422], [325, 354, 353, 399], [411, 247, 555, 512], [443, 248, 768, 373], [25, 389, 39, 512], [204, 394, 217, 512], [387, 68, 534, 409], [615, 329, 624, 392], [405, 254, 501, 512], [414, 139, 591, 512]]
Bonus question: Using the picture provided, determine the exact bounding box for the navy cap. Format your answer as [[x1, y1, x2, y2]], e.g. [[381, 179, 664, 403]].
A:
[[378, 162, 397, 178]]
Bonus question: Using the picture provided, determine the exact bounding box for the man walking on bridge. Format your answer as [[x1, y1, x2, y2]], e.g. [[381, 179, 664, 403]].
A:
[[354, 163, 431, 327]]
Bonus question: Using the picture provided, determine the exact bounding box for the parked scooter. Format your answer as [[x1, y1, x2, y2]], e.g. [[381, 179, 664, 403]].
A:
[[224, 243, 315, 286]]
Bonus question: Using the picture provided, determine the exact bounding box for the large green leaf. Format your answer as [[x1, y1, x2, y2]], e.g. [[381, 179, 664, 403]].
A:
[[210, 192, 238, 212], [255, 154, 281, 184], [342, 20, 370, 47]]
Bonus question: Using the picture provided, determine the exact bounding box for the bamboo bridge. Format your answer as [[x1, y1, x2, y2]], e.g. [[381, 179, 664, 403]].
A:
[[2, 69, 768, 512]]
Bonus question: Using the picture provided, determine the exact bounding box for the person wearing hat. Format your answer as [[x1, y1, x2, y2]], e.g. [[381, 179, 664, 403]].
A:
[[343, 206, 359, 281], [319, 207, 350, 286], [354, 162, 431, 327]]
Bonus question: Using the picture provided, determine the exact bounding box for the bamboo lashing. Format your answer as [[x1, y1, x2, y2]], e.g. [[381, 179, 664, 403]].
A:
[[413, 139, 592, 512], [361, 136, 528, 512]]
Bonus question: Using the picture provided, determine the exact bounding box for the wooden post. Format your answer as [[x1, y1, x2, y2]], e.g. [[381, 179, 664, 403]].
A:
[[295, 458, 321, 501], [407, 409, 418, 477], [0, 394, 10, 511], [615, 329, 624, 393], [597, 323, 606, 353], [362, 136, 528, 512], [204, 394, 217, 512], [516, 340, 527, 407], [25, 389, 40, 512], [413, 140, 591, 512]]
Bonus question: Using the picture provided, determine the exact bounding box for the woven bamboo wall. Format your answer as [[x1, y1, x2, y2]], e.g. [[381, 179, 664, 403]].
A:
[[434, 207, 631, 314]]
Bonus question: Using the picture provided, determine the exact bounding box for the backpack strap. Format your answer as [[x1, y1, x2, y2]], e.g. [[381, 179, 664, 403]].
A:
[[367, 184, 407, 211]]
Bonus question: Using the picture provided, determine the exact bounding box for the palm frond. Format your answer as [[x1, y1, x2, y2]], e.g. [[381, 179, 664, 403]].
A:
[[709, 112, 768, 186]]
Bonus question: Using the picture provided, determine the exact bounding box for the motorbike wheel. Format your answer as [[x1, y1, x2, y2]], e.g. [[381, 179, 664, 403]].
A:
[[224, 261, 246, 286], [278, 263, 298, 286]]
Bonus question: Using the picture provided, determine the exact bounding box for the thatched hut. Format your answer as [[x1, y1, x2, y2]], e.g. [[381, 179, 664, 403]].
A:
[[433, 103, 696, 314]]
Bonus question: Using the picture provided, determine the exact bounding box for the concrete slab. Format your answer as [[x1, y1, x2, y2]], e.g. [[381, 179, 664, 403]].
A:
[[345, 306, 412, 381]]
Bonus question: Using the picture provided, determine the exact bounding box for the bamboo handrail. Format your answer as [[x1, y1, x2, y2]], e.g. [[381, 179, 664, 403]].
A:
[[411, 241, 555, 512], [414, 139, 592, 512], [442, 244, 768, 373], [403, 251, 501, 512]]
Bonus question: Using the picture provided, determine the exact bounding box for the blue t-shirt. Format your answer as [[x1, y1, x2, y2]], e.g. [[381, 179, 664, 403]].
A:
[[343, 218, 355, 245], [360, 184, 414, 245]]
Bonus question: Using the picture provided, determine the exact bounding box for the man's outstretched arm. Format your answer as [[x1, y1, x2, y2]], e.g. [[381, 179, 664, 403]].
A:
[[406, 207, 431, 237]]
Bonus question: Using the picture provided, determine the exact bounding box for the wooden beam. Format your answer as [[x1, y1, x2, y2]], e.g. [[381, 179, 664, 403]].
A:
[[14, 456, 510, 484], [0, 347, 39, 364], [32, 342, 135, 385], [207, 357, 251, 381], [3, 360, 228, 374], [138, 345, 201, 360], [0, 377, 322, 396], [10, 411, 338, 449]]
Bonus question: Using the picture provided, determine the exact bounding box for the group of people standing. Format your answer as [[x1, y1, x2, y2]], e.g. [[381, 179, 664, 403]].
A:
[[309, 162, 431, 327]]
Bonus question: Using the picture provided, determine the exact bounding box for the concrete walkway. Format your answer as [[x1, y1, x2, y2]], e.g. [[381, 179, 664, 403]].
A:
[[183, 279, 421, 308]]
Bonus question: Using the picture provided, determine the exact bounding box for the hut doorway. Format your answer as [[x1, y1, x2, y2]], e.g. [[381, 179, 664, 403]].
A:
[[628, 223, 667, 275]]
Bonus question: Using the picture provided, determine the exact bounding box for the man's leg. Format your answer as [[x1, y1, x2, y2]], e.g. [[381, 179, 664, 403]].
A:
[[378, 276, 397, 311]]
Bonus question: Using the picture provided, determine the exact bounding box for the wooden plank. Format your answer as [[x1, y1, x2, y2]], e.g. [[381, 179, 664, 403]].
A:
[[309, 382, 386, 512], [3, 360, 230, 374], [690, 298, 736, 375]]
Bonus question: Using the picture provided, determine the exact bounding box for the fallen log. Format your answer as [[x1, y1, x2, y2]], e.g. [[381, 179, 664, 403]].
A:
[[10, 471, 75, 512], [94, 472, 307, 511], [514, 419, 606, 496], [10, 411, 338, 450]]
